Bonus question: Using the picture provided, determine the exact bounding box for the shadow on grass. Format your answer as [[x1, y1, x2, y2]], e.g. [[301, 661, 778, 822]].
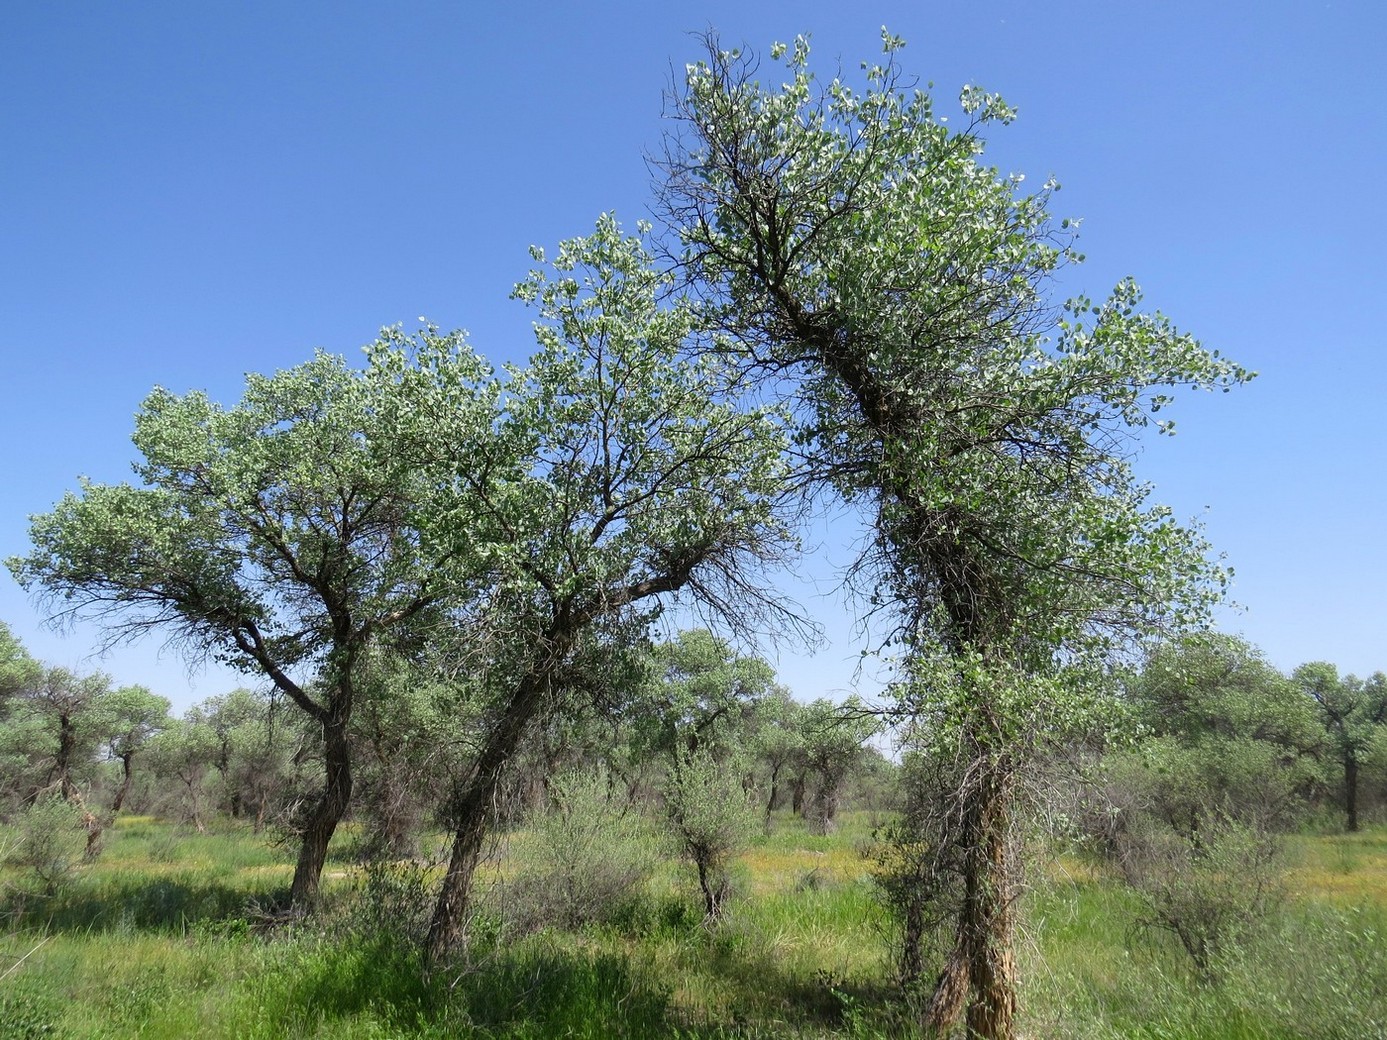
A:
[[2, 874, 289, 935], [256, 940, 679, 1040]]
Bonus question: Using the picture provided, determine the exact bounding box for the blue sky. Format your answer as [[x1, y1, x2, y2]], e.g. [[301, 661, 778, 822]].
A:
[[3, 1, 1383, 711]]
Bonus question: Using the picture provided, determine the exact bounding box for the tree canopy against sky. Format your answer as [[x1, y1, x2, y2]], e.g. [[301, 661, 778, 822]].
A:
[[2, 2, 1383, 707], [655, 31, 1249, 1036]]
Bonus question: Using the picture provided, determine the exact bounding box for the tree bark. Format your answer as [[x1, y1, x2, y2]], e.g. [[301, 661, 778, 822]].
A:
[[923, 760, 1017, 1040], [765, 762, 782, 819], [1345, 754, 1360, 833], [288, 709, 353, 909], [426, 669, 551, 965], [56, 712, 77, 802], [111, 751, 134, 814], [791, 775, 806, 815]]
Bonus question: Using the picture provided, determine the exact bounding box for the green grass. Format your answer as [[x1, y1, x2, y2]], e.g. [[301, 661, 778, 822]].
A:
[[2, 813, 1386, 1038]]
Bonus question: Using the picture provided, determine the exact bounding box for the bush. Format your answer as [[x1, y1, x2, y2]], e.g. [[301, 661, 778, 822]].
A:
[[503, 767, 659, 933], [4, 796, 87, 898], [663, 750, 758, 922], [1115, 809, 1283, 982]]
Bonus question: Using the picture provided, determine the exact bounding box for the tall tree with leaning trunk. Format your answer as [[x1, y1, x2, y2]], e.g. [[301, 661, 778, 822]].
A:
[[657, 31, 1248, 1037], [8, 352, 494, 909], [385, 217, 797, 964]]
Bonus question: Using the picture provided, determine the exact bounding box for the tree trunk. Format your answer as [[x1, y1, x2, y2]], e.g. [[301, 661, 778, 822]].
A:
[[57, 712, 77, 802], [181, 774, 207, 833], [426, 669, 551, 965], [111, 752, 134, 814], [765, 762, 782, 819], [791, 774, 806, 815], [695, 852, 729, 920], [923, 761, 1017, 1040], [1345, 754, 1360, 833], [288, 710, 353, 909]]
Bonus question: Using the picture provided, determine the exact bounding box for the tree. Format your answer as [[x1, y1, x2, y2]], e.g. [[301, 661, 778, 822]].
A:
[[642, 628, 775, 760], [404, 217, 796, 962], [751, 684, 804, 817], [1294, 662, 1387, 832], [199, 687, 307, 833], [641, 629, 776, 917], [657, 32, 1249, 1037], [0, 621, 40, 707], [1096, 636, 1318, 980], [795, 696, 879, 835], [1121, 634, 1323, 833], [94, 684, 172, 815], [8, 352, 482, 908], [23, 667, 110, 806], [146, 711, 220, 833]]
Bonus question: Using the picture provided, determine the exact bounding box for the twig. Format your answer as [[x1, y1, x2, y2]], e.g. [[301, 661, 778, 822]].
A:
[[0, 935, 52, 983]]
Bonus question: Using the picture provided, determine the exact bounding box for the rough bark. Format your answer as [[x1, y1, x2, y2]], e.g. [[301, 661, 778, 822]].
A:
[[922, 764, 1017, 1040], [426, 667, 552, 965], [1345, 754, 1360, 833], [288, 709, 353, 909], [56, 712, 77, 802], [111, 751, 134, 814]]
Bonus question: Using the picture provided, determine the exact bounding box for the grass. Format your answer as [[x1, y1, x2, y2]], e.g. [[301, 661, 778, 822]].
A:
[[2, 812, 1385, 1038]]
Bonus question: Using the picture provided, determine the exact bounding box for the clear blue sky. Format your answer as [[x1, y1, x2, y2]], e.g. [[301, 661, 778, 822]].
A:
[[3, 1, 1383, 711]]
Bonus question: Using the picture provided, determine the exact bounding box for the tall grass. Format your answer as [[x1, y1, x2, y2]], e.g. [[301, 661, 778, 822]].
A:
[[2, 813, 1385, 1038]]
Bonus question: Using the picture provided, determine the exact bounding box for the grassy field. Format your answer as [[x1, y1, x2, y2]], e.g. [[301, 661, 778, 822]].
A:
[[2, 813, 1385, 1039]]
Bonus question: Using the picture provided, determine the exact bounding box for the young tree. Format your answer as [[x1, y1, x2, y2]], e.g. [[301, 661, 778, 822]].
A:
[[146, 711, 221, 833], [658, 32, 1249, 1036], [1294, 662, 1387, 832], [8, 353, 488, 908], [641, 629, 775, 916], [402, 217, 796, 962]]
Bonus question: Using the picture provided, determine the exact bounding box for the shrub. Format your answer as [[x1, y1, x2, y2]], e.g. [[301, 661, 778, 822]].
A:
[[1115, 809, 1283, 982], [504, 767, 659, 933], [4, 795, 87, 898], [663, 750, 758, 922]]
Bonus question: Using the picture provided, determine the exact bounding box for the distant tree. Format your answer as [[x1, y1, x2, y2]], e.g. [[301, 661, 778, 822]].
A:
[[1123, 634, 1323, 832], [1094, 636, 1317, 982], [1294, 662, 1387, 832], [146, 712, 221, 833], [199, 688, 308, 832], [24, 667, 110, 806], [0, 621, 40, 706], [0, 624, 43, 816], [795, 696, 880, 835], [643, 629, 774, 760], [94, 684, 171, 815], [350, 656, 471, 858], [751, 685, 804, 818]]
